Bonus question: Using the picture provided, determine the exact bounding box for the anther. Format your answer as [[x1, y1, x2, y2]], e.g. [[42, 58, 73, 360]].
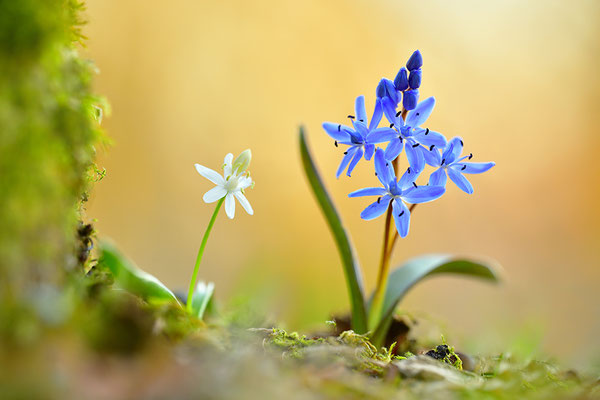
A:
[[386, 163, 389, 167], [334, 141, 338, 147], [389, 123, 394, 128], [425, 128, 429, 135], [337, 124, 341, 131], [416, 112, 420, 116], [375, 172, 378, 176], [461, 165, 466, 170], [343, 151, 348, 155], [377, 197, 381, 204], [347, 115, 355, 119], [399, 137, 403, 143], [430, 144, 435, 151], [396, 111, 402, 117], [468, 153, 473, 160], [412, 143, 420, 148], [407, 167, 411, 174], [460, 139, 464, 146], [359, 119, 364, 122], [441, 158, 445, 165], [412, 182, 418, 188], [398, 211, 405, 217]]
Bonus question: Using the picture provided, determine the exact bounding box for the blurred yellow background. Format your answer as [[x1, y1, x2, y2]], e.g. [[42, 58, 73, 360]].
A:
[[84, 0, 600, 367]]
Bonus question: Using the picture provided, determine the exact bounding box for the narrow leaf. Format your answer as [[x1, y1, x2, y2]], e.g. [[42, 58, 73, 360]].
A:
[[98, 241, 181, 306], [191, 281, 215, 319], [372, 254, 500, 344], [299, 126, 368, 333]]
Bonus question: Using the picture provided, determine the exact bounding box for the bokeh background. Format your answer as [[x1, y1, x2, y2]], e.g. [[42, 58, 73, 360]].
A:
[[84, 0, 600, 368]]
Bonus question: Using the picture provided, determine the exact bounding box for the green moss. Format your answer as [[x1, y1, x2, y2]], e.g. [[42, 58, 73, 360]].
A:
[[0, 0, 105, 293]]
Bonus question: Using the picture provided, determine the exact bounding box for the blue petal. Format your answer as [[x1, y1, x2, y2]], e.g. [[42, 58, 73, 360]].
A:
[[346, 147, 363, 177], [323, 122, 351, 141], [408, 69, 422, 89], [402, 185, 445, 204], [428, 167, 447, 187], [403, 89, 419, 111], [382, 97, 398, 125], [374, 148, 394, 187], [369, 99, 383, 131], [384, 79, 399, 103], [336, 146, 357, 178], [364, 143, 375, 161], [367, 127, 397, 144], [355, 95, 367, 125], [422, 146, 441, 166], [360, 195, 392, 220], [412, 128, 447, 148], [405, 139, 425, 172], [394, 67, 409, 91], [384, 138, 404, 161], [349, 187, 387, 198], [442, 137, 463, 165], [405, 97, 435, 127], [398, 166, 422, 190], [351, 120, 368, 138], [392, 199, 411, 238], [456, 161, 495, 174], [447, 167, 474, 194]]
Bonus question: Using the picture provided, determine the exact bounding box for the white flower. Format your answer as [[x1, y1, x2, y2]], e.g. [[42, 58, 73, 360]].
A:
[[195, 151, 254, 219]]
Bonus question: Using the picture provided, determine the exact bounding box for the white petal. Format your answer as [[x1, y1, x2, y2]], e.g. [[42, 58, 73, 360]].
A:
[[223, 153, 233, 177], [224, 193, 235, 219], [195, 164, 224, 185], [238, 176, 254, 189], [203, 186, 227, 203], [234, 192, 253, 215]]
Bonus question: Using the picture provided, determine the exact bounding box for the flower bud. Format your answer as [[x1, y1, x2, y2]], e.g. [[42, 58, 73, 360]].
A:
[[408, 69, 422, 89], [233, 149, 252, 173], [376, 78, 399, 104], [406, 50, 423, 71], [403, 89, 419, 110], [393, 67, 409, 91]]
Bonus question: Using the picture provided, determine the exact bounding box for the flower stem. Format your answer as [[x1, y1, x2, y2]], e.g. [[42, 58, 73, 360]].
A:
[[369, 106, 408, 333], [186, 197, 224, 312]]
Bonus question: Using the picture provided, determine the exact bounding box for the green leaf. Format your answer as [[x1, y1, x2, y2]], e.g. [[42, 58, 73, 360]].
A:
[[191, 281, 215, 319], [371, 254, 500, 345], [298, 126, 367, 333], [98, 241, 181, 306]]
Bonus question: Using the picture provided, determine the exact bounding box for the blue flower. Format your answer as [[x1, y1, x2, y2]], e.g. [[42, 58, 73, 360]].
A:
[[423, 137, 496, 194], [323, 96, 397, 178], [376, 78, 401, 123], [383, 97, 447, 172], [406, 50, 423, 71], [393, 67, 409, 92], [348, 149, 445, 237], [403, 89, 419, 110]]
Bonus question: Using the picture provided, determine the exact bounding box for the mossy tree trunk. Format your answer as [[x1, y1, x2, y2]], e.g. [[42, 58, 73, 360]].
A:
[[0, 0, 103, 295]]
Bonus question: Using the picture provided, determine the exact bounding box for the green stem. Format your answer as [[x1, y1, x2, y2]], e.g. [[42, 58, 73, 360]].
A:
[[186, 197, 224, 312], [368, 201, 394, 331]]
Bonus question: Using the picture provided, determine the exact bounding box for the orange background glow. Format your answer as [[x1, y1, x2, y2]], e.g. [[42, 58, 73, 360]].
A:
[[84, 0, 600, 367]]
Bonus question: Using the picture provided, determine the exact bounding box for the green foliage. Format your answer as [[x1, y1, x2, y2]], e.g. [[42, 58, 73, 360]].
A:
[[191, 281, 215, 319], [371, 255, 500, 346], [97, 241, 181, 306], [0, 0, 105, 292], [298, 127, 368, 333]]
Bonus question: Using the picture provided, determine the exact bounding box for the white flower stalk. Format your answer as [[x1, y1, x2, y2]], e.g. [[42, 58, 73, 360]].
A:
[[195, 150, 254, 219], [187, 149, 255, 313]]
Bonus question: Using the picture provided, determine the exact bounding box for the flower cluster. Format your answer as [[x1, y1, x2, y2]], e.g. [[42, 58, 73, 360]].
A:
[[322, 50, 495, 237]]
